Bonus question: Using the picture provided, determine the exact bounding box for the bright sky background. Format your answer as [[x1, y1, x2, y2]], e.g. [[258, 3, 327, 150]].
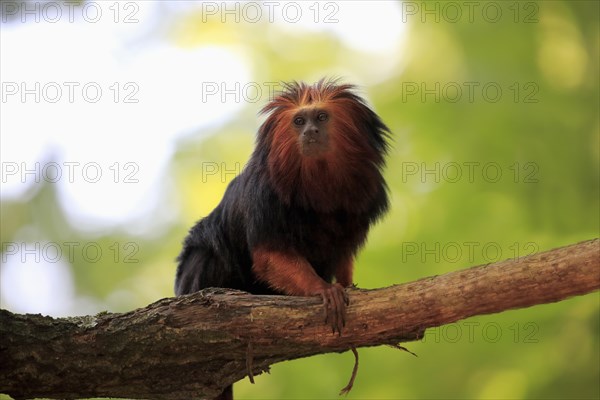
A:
[[1, 1, 407, 315]]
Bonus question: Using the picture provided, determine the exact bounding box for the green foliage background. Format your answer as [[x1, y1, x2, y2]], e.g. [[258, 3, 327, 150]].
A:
[[1, 1, 599, 399]]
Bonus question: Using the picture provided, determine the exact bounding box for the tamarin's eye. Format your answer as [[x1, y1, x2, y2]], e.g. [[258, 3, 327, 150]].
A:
[[294, 116, 305, 125], [317, 112, 328, 122]]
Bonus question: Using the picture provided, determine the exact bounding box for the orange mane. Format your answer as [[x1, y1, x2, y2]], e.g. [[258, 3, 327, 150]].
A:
[[256, 79, 390, 213]]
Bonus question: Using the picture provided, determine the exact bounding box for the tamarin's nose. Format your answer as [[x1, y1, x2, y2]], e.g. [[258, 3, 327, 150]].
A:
[[305, 127, 319, 137]]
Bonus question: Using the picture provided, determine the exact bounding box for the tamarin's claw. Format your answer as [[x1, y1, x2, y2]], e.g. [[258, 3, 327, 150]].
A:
[[319, 283, 350, 335]]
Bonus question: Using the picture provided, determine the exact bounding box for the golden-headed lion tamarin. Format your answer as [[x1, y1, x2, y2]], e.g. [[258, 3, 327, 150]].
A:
[[176, 78, 390, 399]]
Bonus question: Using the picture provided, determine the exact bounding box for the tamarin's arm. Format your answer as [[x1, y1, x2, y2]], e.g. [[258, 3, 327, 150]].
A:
[[335, 257, 354, 288], [252, 247, 349, 334]]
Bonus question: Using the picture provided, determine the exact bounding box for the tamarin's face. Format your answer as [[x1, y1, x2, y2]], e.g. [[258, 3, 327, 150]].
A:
[[291, 107, 330, 157]]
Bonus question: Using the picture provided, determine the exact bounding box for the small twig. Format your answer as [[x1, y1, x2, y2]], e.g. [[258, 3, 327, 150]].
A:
[[246, 342, 255, 384], [339, 347, 359, 396], [389, 343, 418, 357]]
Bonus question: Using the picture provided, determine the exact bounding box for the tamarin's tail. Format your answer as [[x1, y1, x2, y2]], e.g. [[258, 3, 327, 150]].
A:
[[214, 385, 233, 400], [175, 245, 229, 296]]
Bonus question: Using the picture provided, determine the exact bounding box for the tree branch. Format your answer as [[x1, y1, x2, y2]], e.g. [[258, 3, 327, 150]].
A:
[[1, 238, 598, 400]]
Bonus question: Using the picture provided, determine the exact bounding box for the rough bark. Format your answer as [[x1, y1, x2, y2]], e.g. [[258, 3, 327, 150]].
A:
[[1, 238, 598, 400]]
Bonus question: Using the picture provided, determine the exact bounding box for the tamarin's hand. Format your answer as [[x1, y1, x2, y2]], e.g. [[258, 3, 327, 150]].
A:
[[176, 78, 390, 337], [319, 283, 350, 334]]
